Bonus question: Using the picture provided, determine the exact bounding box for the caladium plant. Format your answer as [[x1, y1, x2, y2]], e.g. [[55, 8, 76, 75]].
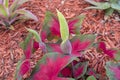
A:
[[42, 10, 85, 41], [14, 10, 108, 80], [0, 0, 38, 29], [85, 0, 120, 16], [98, 41, 120, 61]]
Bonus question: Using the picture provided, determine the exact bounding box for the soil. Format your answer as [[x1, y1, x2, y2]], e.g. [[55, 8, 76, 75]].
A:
[[0, 0, 120, 80]]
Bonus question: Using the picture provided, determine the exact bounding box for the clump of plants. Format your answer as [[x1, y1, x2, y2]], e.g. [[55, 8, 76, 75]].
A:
[[15, 10, 120, 80], [85, 0, 120, 16], [0, 0, 38, 29]]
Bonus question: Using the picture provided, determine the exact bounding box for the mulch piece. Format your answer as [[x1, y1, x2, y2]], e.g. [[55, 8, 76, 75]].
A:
[[0, 0, 120, 80]]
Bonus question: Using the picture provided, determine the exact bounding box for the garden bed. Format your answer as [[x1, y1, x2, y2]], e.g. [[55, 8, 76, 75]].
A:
[[0, 0, 120, 80]]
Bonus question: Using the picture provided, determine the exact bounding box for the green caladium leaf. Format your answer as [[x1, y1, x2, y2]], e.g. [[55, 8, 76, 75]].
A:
[[105, 61, 120, 80], [85, 0, 110, 10], [3, 0, 9, 8], [111, 3, 120, 11], [0, 4, 8, 17], [15, 9, 38, 21], [87, 76, 96, 80], [85, 0, 102, 6], [57, 10, 69, 42]]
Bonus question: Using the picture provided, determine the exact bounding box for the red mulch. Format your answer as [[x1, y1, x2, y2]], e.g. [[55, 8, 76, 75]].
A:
[[0, 0, 120, 80]]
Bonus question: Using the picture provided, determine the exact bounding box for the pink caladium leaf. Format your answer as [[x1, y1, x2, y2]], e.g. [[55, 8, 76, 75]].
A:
[[73, 61, 88, 79], [15, 59, 31, 80], [50, 17, 60, 37], [33, 41, 39, 50], [31, 53, 75, 80], [50, 43, 63, 53], [41, 31, 47, 42], [33, 40, 47, 53], [71, 40, 90, 56], [105, 61, 120, 80], [19, 60, 30, 76], [98, 42, 117, 58]]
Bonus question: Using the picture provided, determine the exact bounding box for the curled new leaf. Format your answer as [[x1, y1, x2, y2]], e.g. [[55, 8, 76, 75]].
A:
[[57, 10, 69, 42], [60, 40, 72, 55], [27, 29, 47, 53], [27, 28, 41, 42]]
